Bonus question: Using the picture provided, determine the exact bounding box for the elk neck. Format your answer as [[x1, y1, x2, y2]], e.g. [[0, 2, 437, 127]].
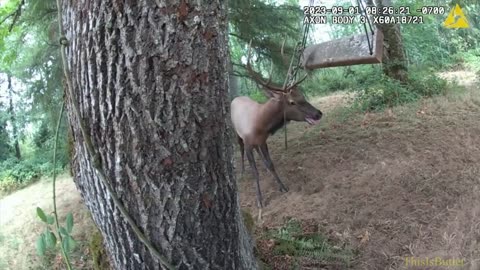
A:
[[259, 98, 289, 135]]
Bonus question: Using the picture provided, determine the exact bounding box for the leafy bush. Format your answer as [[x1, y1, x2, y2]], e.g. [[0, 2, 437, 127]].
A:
[[303, 66, 382, 96], [35, 207, 77, 269], [351, 70, 450, 112], [462, 48, 480, 73], [0, 158, 39, 193], [352, 75, 416, 111], [407, 72, 449, 97], [0, 175, 20, 193], [0, 124, 69, 195], [0, 153, 65, 194]]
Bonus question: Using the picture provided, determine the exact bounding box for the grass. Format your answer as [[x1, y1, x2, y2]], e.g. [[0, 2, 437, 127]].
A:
[[237, 69, 480, 269], [0, 174, 99, 269], [1, 69, 478, 269]]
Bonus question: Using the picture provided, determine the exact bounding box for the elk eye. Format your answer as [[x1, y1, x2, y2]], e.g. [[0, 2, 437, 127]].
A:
[[289, 100, 296, 105]]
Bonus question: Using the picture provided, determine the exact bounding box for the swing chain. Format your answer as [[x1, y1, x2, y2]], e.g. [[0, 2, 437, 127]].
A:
[[357, 0, 375, 55], [280, 0, 314, 150], [288, 0, 314, 84]]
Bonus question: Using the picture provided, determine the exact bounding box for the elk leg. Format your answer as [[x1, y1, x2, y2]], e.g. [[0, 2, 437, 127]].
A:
[[245, 146, 264, 214], [237, 135, 245, 177], [259, 143, 289, 193]]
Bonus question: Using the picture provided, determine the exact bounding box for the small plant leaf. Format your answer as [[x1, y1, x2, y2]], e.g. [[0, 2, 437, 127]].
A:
[[66, 212, 74, 233], [36, 234, 46, 256], [46, 231, 57, 248], [36, 207, 47, 223], [46, 216, 55, 225], [68, 236, 76, 251], [62, 236, 76, 253], [59, 226, 68, 236]]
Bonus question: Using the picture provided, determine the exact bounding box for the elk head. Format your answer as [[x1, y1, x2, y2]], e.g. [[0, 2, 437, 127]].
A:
[[245, 40, 323, 125]]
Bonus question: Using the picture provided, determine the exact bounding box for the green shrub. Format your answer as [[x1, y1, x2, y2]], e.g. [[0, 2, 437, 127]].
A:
[[352, 75, 418, 111], [0, 159, 38, 193], [351, 70, 450, 112], [0, 175, 21, 193], [407, 72, 449, 97], [0, 154, 65, 195], [463, 48, 480, 73]]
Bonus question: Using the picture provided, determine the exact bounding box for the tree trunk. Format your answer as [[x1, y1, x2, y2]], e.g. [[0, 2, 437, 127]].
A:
[[7, 74, 21, 159], [61, 1, 257, 269], [373, 0, 408, 82], [228, 68, 239, 100]]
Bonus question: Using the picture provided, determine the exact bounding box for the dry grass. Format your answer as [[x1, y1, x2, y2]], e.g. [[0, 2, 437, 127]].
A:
[[1, 70, 479, 270], [0, 175, 98, 269], [239, 71, 480, 269]]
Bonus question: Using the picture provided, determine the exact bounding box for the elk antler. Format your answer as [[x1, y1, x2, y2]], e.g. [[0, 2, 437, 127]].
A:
[[245, 39, 309, 93], [280, 40, 309, 92], [246, 40, 287, 92]]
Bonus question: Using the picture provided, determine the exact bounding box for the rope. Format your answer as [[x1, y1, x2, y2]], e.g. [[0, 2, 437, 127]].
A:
[[291, 0, 314, 82], [357, 0, 374, 55], [280, 0, 314, 150], [359, 0, 374, 34], [54, 0, 174, 269], [52, 102, 73, 270]]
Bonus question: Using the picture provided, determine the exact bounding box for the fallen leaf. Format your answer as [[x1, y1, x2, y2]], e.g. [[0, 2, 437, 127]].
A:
[[358, 230, 370, 245]]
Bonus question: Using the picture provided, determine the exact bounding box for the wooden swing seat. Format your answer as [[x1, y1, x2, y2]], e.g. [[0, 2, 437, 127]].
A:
[[301, 29, 384, 70]]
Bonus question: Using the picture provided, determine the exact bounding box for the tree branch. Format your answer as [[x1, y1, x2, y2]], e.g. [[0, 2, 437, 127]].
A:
[[0, 12, 15, 26], [7, 0, 25, 32]]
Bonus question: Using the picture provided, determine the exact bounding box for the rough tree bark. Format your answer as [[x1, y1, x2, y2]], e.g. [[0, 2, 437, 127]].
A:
[[7, 74, 21, 159], [62, 0, 257, 269], [371, 0, 409, 82], [228, 63, 239, 100]]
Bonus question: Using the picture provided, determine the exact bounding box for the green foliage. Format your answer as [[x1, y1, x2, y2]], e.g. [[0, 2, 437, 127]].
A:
[[36, 233, 46, 256], [0, 0, 68, 194], [264, 218, 354, 266], [35, 206, 76, 263], [461, 48, 480, 73], [36, 207, 48, 223], [235, 0, 478, 105], [0, 158, 38, 192], [33, 122, 50, 149], [352, 75, 418, 111], [0, 143, 67, 194], [302, 66, 381, 96], [229, 0, 303, 69], [351, 69, 451, 112], [229, 0, 306, 99], [0, 105, 11, 161]]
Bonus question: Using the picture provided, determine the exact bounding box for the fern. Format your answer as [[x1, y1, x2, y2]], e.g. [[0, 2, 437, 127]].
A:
[[264, 218, 354, 267]]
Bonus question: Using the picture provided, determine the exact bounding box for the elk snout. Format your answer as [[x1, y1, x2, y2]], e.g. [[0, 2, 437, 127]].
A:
[[305, 110, 322, 125]]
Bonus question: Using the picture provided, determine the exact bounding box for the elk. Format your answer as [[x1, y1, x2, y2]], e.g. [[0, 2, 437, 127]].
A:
[[230, 41, 323, 221]]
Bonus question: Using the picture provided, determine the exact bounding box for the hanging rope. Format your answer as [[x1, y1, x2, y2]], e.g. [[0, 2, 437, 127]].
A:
[[280, 0, 314, 150], [357, 0, 375, 55], [291, 0, 314, 82]]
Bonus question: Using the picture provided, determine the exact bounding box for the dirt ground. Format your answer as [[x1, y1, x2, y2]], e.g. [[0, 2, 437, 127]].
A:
[[238, 70, 480, 269]]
